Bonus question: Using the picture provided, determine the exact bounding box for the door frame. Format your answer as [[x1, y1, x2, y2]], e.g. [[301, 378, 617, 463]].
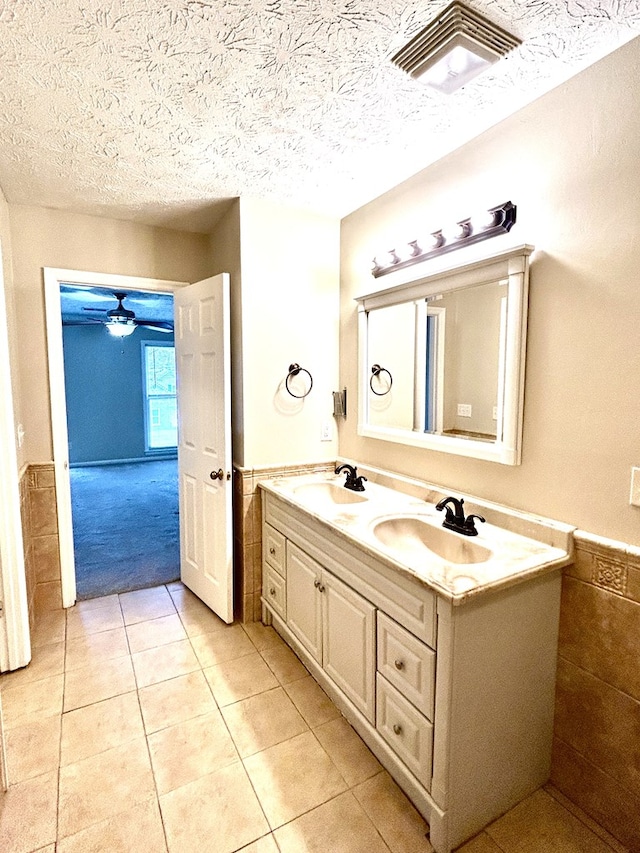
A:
[[0, 242, 30, 671], [43, 268, 188, 608]]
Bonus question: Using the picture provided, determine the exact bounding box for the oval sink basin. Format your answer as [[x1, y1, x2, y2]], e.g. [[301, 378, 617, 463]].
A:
[[293, 482, 368, 505], [372, 515, 492, 565]]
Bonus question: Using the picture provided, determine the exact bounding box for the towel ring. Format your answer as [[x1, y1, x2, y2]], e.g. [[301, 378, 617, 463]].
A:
[[370, 364, 393, 396], [286, 363, 313, 398]]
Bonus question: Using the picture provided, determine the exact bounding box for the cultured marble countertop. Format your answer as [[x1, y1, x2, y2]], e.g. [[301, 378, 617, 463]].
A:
[[258, 471, 574, 604]]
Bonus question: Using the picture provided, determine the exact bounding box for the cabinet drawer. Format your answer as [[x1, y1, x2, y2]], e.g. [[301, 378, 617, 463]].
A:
[[376, 674, 433, 785], [263, 564, 286, 620], [263, 523, 286, 576], [377, 612, 435, 720]]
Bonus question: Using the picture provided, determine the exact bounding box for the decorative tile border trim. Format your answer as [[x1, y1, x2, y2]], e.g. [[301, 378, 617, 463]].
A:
[[570, 530, 640, 605], [592, 556, 627, 596]]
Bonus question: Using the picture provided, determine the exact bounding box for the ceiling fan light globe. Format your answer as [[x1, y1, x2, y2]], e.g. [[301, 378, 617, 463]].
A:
[[106, 319, 136, 337]]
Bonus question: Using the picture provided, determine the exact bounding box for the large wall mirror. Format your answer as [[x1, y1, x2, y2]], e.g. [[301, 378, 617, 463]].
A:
[[356, 245, 533, 465]]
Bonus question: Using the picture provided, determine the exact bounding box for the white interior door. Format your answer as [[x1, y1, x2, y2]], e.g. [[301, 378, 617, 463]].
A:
[[175, 274, 233, 623]]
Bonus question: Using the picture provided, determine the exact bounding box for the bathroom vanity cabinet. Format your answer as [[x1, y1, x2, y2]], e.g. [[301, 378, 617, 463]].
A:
[[286, 540, 376, 723], [260, 482, 568, 853]]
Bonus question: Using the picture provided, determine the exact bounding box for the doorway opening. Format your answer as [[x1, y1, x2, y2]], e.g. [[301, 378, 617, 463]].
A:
[[60, 284, 179, 599], [44, 269, 190, 609], [46, 268, 234, 623]]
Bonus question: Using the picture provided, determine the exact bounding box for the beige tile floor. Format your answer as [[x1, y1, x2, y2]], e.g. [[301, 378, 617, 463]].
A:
[[0, 582, 630, 853]]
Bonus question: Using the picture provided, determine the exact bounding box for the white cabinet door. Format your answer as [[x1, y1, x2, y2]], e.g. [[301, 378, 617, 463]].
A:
[[286, 542, 323, 663], [322, 570, 376, 723], [280, 536, 375, 723]]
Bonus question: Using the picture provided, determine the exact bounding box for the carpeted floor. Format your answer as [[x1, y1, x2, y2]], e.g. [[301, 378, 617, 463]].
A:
[[70, 459, 180, 600]]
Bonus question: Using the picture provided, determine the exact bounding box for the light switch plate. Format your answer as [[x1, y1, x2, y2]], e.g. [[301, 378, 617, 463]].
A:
[[630, 467, 640, 506], [457, 403, 472, 417]]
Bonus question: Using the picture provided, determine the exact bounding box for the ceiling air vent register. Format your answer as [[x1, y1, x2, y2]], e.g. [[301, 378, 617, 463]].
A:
[[392, 1, 522, 94]]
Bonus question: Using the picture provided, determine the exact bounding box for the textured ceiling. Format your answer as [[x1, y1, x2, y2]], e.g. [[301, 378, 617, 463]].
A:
[[1, 1, 639, 232], [60, 285, 174, 324]]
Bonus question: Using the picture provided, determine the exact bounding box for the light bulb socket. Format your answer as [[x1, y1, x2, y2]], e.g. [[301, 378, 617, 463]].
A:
[[455, 220, 472, 239]]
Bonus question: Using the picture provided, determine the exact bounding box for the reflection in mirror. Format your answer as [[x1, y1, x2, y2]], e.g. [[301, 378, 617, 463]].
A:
[[438, 280, 504, 440], [367, 281, 506, 441], [367, 302, 415, 430], [357, 245, 533, 465]]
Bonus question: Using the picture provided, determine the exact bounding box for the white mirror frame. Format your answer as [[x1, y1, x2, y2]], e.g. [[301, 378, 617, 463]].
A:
[[356, 244, 534, 465]]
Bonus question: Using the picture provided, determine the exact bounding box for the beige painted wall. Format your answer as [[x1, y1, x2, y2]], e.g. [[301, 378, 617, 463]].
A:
[[8, 204, 211, 463], [340, 36, 640, 546], [238, 197, 340, 468]]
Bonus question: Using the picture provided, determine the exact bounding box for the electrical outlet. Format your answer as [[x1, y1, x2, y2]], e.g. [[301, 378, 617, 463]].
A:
[[492, 406, 498, 420], [321, 421, 332, 441], [457, 404, 472, 417], [16, 423, 25, 448], [630, 467, 640, 506]]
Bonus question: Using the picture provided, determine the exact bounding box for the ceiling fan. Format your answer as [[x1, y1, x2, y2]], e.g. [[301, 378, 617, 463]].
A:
[[80, 292, 173, 338]]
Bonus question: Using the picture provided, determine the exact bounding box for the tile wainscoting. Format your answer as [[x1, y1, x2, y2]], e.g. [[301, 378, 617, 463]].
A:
[[19, 463, 62, 628], [232, 462, 335, 624], [552, 532, 640, 850]]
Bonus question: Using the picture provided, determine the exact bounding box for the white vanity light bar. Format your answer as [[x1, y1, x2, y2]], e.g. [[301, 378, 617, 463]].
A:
[[371, 200, 517, 278]]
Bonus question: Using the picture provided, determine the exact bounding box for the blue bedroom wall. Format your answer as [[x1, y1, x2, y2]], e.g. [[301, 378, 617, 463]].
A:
[[62, 324, 176, 464]]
